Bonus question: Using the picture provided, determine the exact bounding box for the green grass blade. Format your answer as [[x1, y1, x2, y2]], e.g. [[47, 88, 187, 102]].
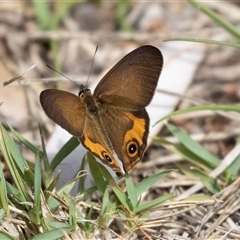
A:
[[100, 190, 114, 226], [0, 124, 28, 201], [0, 232, 15, 240], [33, 151, 41, 225], [167, 123, 220, 168], [6, 182, 22, 201], [49, 221, 73, 229], [23, 166, 35, 188], [39, 123, 51, 177], [88, 153, 108, 196], [191, 168, 221, 194], [0, 163, 10, 216], [164, 38, 240, 48], [188, 0, 240, 40], [116, 1, 132, 32], [68, 197, 77, 227], [2, 125, 28, 174], [228, 154, 240, 179], [44, 172, 60, 198], [48, 179, 76, 210], [31, 0, 51, 30], [30, 227, 73, 240], [77, 155, 88, 194], [135, 170, 174, 197], [125, 173, 138, 208], [136, 193, 174, 214], [51, 1, 79, 30], [9, 125, 44, 159], [50, 137, 79, 170], [154, 105, 240, 126], [88, 155, 132, 212]]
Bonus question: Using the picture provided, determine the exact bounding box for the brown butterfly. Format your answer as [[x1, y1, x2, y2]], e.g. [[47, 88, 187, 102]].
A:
[[40, 45, 163, 175]]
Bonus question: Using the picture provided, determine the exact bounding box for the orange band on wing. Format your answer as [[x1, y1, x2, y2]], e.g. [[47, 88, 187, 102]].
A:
[[82, 133, 123, 173], [83, 134, 107, 157], [124, 112, 146, 145]]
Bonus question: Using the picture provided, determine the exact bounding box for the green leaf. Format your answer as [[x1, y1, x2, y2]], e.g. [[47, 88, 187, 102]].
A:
[[0, 124, 28, 202], [23, 167, 35, 188], [0, 166, 9, 216], [100, 190, 114, 226], [0, 232, 15, 240], [30, 228, 73, 240], [31, 0, 51, 30], [188, 0, 240, 40], [136, 193, 174, 213], [116, 0, 133, 32], [125, 173, 138, 208], [49, 222, 73, 229], [167, 123, 220, 168], [44, 172, 61, 199], [68, 197, 77, 227], [88, 153, 108, 196], [89, 156, 132, 212], [135, 169, 174, 197], [154, 136, 215, 170], [39, 123, 51, 179], [77, 155, 88, 194], [33, 151, 42, 224], [154, 105, 240, 126], [9, 125, 44, 160], [164, 38, 240, 48], [228, 153, 240, 179], [2, 125, 28, 174], [47, 179, 76, 210], [6, 182, 22, 201], [50, 1, 79, 30], [50, 137, 79, 170], [191, 168, 221, 194]]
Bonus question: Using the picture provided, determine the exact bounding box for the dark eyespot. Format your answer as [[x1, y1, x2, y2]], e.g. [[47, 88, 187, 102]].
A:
[[126, 140, 139, 157], [129, 143, 137, 154], [103, 152, 112, 163]]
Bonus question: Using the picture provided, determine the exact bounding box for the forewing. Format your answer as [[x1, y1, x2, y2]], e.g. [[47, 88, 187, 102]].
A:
[[94, 45, 163, 109], [40, 89, 85, 137]]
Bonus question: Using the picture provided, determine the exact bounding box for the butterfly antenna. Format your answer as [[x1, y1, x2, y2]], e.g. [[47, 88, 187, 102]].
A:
[[46, 64, 79, 87], [86, 46, 98, 87]]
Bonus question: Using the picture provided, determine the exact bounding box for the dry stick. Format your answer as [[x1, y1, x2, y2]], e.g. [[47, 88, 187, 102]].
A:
[[3, 76, 93, 85], [108, 228, 124, 240], [200, 178, 240, 238], [175, 144, 240, 201], [3, 64, 36, 86], [121, 206, 153, 240], [1, 31, 162, 42]]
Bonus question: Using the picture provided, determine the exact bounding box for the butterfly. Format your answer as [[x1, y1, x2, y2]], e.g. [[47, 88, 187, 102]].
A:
[[40, 45, 163, 175]]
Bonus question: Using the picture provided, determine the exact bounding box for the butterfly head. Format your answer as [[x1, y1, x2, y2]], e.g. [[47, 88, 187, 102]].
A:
[[78, 84, 91, 97]]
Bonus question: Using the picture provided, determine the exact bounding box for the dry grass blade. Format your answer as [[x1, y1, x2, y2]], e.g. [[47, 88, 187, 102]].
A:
[[3, 64, 36, 86]]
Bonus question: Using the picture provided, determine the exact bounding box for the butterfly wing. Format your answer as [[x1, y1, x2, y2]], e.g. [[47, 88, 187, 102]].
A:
[[40, 45, 163, 174], [93, 45, 163, 172], [79, 114, 123, 174], [40, 89, 124, 174], [97, 104, 149, 172], [94, 45, 163, 109], [40, 89, 85, 137]]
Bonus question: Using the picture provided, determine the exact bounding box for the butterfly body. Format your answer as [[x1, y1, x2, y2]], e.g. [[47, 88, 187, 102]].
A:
[[40, 45, 163, 174]]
